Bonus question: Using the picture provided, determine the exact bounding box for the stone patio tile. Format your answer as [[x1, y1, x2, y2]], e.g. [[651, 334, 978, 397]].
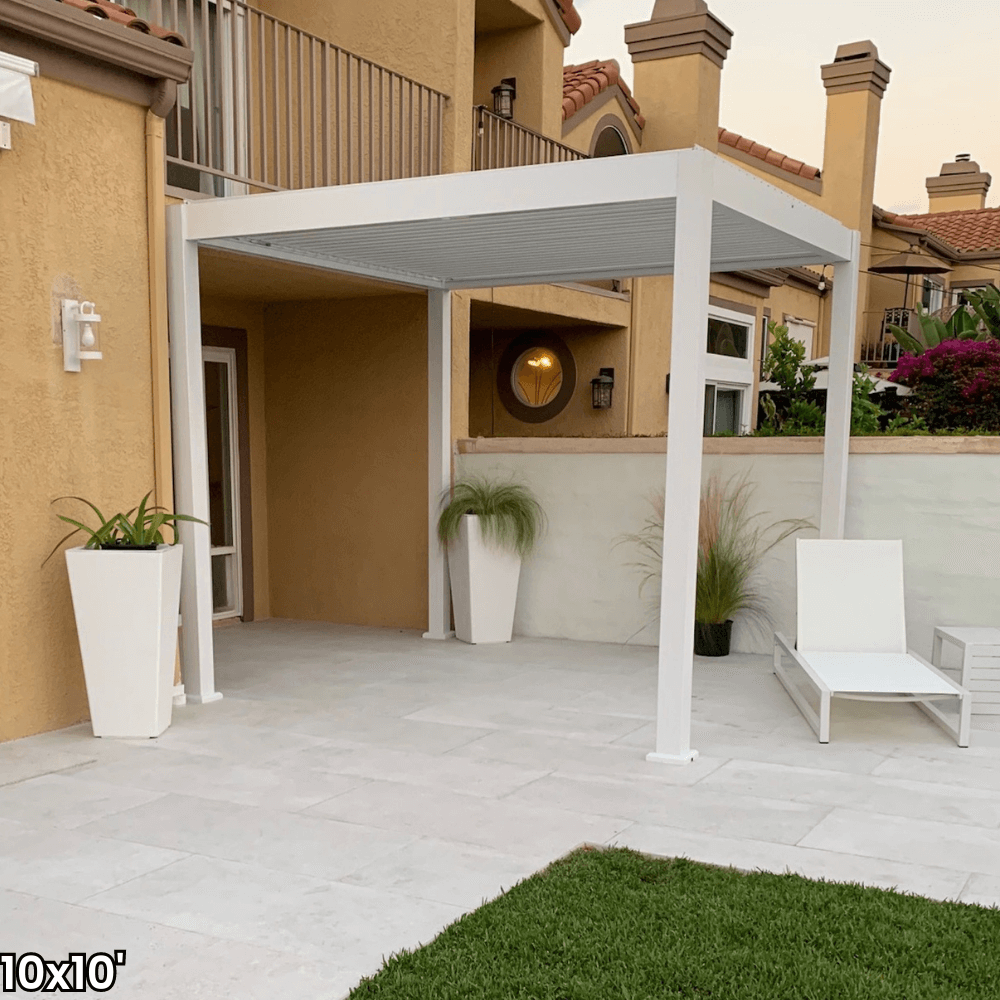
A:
[[288, 744, 552, 798], [149, 722, 331, 764], [959, 874, 1000, 910], [612, 825, 974, 904], [85, 855, 466, 969], [339, 836, 550, 909], [305, 779, 634, 857], [0, 827, 187, 903], [798, 808, 1000, 878], [505, 773, 830, 844], [0, 773, 166, 830], [449, 728, 729, 783], [291, 713, 496, 753], [872, 753, 1000, 792], [79, 794, 418, 882], [0, 741, 98, 787], [72, 746, 373, 811], [701, 759, 1000, 828], [404, 696, 650, 744], [616, 720, 890, 774]]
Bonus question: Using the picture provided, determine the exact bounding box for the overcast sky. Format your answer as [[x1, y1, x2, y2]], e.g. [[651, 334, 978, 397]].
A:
[[569, 0, 1000, 214]]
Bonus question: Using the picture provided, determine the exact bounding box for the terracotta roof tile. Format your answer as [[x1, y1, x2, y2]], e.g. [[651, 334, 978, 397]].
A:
[[718, 127, 821, 181], [562, 59, 644, 130], [553, 0, 582, 35], [883, 207, 1000, 254], [55, 0, 187, 45]]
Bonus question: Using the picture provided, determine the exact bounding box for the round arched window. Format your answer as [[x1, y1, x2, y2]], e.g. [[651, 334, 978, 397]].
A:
[[497, 333, 577, 424], [512, 347, 563, 407], [593, 126, 628, 158]]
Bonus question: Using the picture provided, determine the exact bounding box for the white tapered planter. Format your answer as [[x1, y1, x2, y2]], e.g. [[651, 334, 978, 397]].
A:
[[448, 515, 522, 644], [65, 544, 183, 738]]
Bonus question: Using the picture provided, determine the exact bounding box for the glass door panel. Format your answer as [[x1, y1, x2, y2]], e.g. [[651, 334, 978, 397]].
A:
[[203, 348, 242, 618]]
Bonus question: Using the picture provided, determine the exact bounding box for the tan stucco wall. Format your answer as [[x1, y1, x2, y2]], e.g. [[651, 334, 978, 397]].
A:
[[199, 297, 272, 620], [929, 192, 988, 214], [632, 53, 720, 153], [562, 98, 638, 157], [262, 294, 429, 628], [469, 324, 630, 438], [0, 77, 154, 741]]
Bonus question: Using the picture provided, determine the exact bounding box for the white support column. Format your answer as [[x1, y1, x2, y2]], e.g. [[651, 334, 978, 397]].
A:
[[820, 230, 862, 540], [648, 159, 714, 766], [165, 205, 221, 704], [424, 289, 453, 640]]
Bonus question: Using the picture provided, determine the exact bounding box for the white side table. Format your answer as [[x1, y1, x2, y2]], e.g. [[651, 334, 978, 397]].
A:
[[932, 627, 1000, 719]]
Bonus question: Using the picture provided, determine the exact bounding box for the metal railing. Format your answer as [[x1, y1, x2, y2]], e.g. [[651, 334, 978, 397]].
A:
[[472, 106, 588, 171], [137, 0, 448, 195], [859, 307, 908, 367]]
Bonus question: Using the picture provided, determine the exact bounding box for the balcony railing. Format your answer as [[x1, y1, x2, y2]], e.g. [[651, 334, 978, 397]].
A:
[[136, 0, 448, 195], [472, 106, 589, 171], [859, 307, 908, 367]]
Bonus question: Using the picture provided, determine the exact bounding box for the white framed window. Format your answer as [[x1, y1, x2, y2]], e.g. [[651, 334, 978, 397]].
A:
[[922, 278, 944, 314], [704, 305, 755, 436], [783, 315, 816, 361], [704, 382, 751, 436]]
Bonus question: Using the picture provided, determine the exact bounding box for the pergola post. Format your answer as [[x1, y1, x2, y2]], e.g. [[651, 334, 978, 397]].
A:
[[424, 289, 453, 640], [820, 230, 862, 540], [648, 158, 714, 765], [165, 205, 220, 704]]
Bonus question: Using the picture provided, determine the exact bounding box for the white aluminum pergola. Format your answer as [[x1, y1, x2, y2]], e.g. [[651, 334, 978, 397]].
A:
[[166, 146, 861, 764]]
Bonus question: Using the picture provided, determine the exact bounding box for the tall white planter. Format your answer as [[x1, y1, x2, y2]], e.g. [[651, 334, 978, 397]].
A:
[[448, 515, 522, 644], [65, 544, 183, 738]]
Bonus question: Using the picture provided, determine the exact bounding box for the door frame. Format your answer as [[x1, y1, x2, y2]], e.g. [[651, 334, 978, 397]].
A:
[[202, 326, 255, 621]]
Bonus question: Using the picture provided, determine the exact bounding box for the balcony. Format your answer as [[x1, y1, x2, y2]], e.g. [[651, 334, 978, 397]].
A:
[[135, 0, 448, 195], [859, 307, 908, 367], [472, 106, 589, 171]]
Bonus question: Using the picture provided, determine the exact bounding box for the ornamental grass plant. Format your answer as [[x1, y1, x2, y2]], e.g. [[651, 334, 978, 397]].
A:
[[617, 471, 814, 639], [437, 477, 545, 558]]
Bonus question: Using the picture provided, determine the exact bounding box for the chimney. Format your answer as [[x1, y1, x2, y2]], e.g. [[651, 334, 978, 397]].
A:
[[820, 41, 891, 357], [926, 155, 992, 213], [624, 0, 733, 152]]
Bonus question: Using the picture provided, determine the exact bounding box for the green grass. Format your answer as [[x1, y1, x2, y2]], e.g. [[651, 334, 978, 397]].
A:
[[348, 846, 1000, 999]]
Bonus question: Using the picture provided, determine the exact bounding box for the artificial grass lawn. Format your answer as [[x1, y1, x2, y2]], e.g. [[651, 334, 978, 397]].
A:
[[348, 845, 1000, 999]]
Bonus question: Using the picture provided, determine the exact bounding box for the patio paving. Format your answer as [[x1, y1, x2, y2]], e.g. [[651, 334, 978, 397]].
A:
[[2, 620, 1000, 997]]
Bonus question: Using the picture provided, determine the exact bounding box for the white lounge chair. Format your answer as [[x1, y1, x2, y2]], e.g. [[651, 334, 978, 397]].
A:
[[773, 539, 971, 746]]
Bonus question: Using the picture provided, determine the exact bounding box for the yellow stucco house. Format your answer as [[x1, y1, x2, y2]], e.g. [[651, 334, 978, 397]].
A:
[[2, 0, 997, 742]]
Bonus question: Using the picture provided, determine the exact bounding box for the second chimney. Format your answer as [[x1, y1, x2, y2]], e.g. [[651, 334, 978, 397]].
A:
[[926, 155, 992, 213]]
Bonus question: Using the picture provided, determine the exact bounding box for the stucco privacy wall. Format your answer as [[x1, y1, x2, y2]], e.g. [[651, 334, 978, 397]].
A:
[[262, 294, 429, 628], [0, 77, 154, 741], [457, 449, 1000, 659]]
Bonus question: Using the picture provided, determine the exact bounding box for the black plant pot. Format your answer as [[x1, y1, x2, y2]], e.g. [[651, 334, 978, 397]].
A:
[[694, 620, 733, 657]]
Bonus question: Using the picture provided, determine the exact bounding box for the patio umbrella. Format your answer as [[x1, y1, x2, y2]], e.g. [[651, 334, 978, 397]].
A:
[[869, 246, 951, 307]]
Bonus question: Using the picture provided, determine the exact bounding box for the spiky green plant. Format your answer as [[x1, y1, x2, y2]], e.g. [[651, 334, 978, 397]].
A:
[[437, 477, 545, 558], [616, 472, 815, 639], [42, 491, 207, 567]]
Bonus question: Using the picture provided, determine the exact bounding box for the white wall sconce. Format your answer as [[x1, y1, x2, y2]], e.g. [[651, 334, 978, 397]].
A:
[[62, 299, 103, 372]]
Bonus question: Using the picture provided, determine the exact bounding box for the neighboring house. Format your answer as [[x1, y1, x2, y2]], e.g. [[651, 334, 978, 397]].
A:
[[1, 0, 993, 741]]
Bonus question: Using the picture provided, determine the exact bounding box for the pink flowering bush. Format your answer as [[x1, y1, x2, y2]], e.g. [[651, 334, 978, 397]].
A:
[[890, 339, 1000, 432]]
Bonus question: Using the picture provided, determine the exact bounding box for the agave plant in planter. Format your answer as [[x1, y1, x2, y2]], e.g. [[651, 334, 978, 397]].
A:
[[618, 472, 814, 656], [437, 477, 545, 644], [42, 492, 206, 738]]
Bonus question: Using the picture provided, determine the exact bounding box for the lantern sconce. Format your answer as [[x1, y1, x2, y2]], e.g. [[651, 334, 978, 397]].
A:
[[491, 78, 517, 120], [62, 299, 103, 372], [591, 368, 614, 409]]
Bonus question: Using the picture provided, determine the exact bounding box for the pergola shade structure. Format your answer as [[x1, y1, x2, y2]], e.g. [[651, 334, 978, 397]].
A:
[[166, 146, 862, 764]]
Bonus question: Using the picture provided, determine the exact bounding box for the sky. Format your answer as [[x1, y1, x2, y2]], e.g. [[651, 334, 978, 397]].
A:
[[569, 0, 1000, 214]]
